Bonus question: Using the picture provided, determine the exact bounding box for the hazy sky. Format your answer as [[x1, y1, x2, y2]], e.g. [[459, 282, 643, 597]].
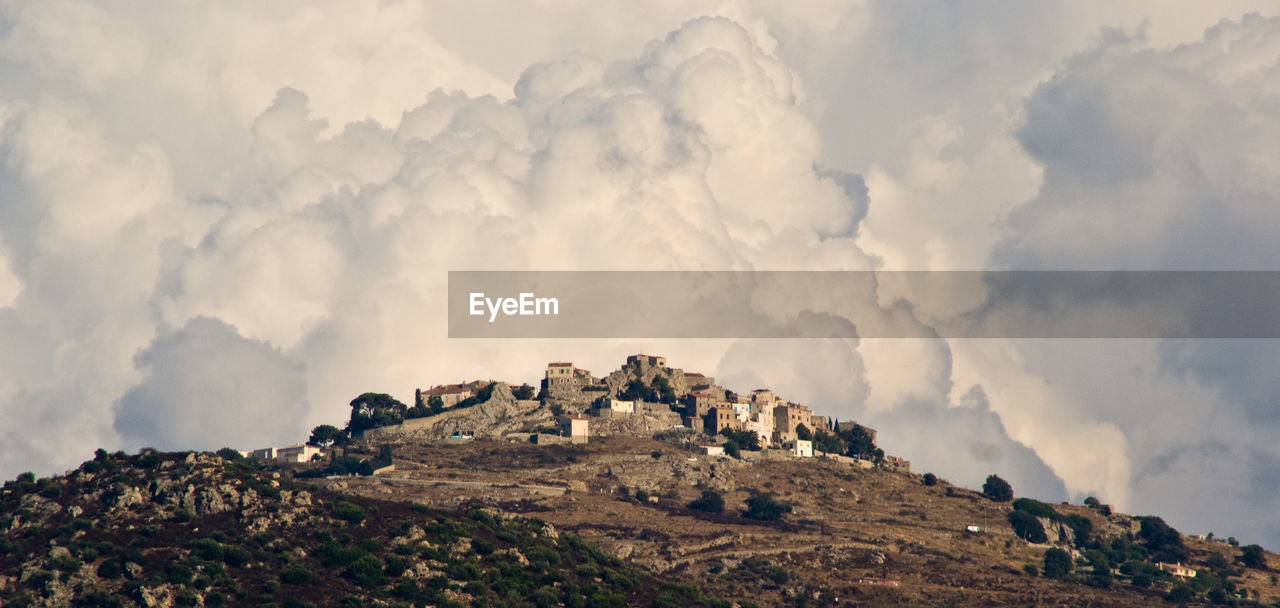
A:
[[2, 1, 1279, 547]]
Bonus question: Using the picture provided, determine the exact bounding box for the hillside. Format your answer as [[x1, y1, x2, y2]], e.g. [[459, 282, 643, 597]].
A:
[[309, 435, 1275, 608], [3, 440, 1278, 607], [0, 449, 725, 607]]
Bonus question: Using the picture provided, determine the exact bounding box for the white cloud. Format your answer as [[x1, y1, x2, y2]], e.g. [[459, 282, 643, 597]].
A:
[[115, 317, 309, 451], [2, 0, 1280, 550]]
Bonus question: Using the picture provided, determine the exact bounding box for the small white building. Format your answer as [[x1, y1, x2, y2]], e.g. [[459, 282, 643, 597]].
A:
[[691, 442, 724, 456], [276, 444, 321, 463], [786, 439, 813, 458], [600, 399, 635, 418]]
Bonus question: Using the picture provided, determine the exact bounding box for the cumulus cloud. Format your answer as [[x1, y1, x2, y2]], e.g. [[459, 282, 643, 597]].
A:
[[2, 0, 1280, 550], [115, 317, 309, 451]]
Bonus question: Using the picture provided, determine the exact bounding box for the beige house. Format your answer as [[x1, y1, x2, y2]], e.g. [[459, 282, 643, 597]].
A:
[[558, 414, 590, 443], [705, 405, 740, 434], [773, 403, 814, 438], [546, 362, 577, 386]]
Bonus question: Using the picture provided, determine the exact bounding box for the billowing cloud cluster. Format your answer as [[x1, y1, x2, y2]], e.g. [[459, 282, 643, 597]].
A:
[[2, 2, 1280, 548]]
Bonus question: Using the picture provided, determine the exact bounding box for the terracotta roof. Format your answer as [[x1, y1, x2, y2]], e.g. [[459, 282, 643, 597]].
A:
[[685, 372, 705, 377], [691, 392, 715, 398], [548, 362, 573, 367]]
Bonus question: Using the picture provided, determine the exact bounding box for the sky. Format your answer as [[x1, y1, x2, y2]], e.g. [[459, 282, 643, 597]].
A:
[[2, 1, 1279, 547]]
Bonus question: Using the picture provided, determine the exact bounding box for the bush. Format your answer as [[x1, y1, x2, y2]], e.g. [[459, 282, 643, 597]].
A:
[[982, 474, 1013, 502], [96, 559, 124, 579], [1239, 544, 1268, 570], [333, 501, 367, 523], [1042, 547, 1072, 579], [922, 473, 937, 486], [165, 563, 194, 585], [282, 564, 313, 584], [346, 555, 385, 588], [742, 491, 792, 521], [1012, 498, 1057, 519], [687, 490, 725, 513]]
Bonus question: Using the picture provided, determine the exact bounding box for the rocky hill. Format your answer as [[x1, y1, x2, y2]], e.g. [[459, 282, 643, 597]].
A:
[[0, 449, 726, 607], [3, 439, 1279, 607]]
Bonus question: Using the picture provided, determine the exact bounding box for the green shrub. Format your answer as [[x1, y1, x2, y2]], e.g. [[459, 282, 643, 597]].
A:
[[1011, 498, 1057, 519], [164, 563, 194, 585], [333, 501, 367, 523], [281, 564, 312, 584], [687, 490, 725, 513], [1042, 547, 1072, 579], [346, 555, 386, 588], [97, 559, 124, 578], [742, 492, 791, 521]]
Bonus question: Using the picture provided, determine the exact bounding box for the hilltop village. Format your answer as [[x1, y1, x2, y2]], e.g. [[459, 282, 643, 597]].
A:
[[250, 354, 908, 473]]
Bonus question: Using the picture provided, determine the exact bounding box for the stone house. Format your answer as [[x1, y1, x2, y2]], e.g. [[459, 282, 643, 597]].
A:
[[705, 405, 740, 434], [420, 380, 488, 407], [686, 392, 718, 417], [773, 403, 814, 439]]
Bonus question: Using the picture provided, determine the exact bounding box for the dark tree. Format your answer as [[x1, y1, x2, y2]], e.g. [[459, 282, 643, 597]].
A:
[[719, 428, 761, 451], [215, 447, 245, 462], [1008, 510, 1048, 543], [795, 423, 812, 441], [307, 424, 347, 447], [982, 474, 1013, 502], [742, 491, 792, 521], [1137, 516, 1188, 564], [687, 490, 725, 513], [346, 392, 408, 435], [512, 383, 537, 400], [723, 441, 741, 458], [812, 430, 845, 455], [1239, 544, 1268, 570], [922, 472, 937, 486], [1042, 547, 1072, 579], [837, 423, 882, 460], [618, 379, 656, 402]]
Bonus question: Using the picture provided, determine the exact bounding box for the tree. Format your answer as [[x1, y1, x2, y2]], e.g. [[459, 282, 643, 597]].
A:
[[837, 424, 882, 460], [215, 447, 245, 462], [982, 474, 1013, 502], [1137, 516, 1188, 564], [618, 379, 656, 402], [1239, 544, 1268, 570], [795, 423, 812, 441], [652, 374, 677, 404], [1042, 547, 1072, 579], [428, 395, 444, 414], [812, 430, 844, 455], [346, 393, 408, 436], [723, 441, 741, 458], [1008, 511, 1048, 543], [742, 491, 792, 521], [719, 428, 761, 451], [512, 384, 536, 400], [687, 490, 725, 513], [922, 473, 937, 486], [308, 425, 346, 448]]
